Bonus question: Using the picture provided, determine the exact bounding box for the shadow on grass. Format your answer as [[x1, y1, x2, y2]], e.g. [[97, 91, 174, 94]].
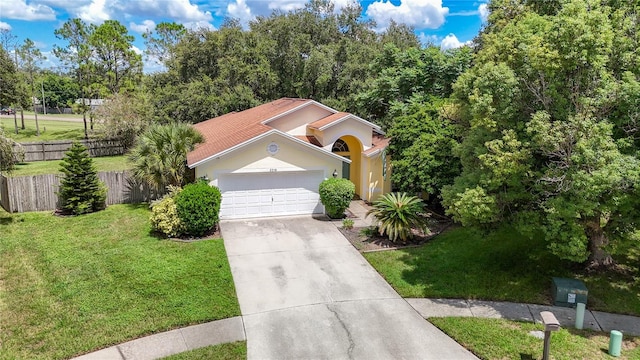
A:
[[519, 353, 535, 360], [394, 226, 568, 302], [0, 212, 13, 225], [386, 226, 640, 316]]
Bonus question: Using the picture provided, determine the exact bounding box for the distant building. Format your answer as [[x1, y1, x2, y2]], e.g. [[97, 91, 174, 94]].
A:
[[75, 98, 106, 110]]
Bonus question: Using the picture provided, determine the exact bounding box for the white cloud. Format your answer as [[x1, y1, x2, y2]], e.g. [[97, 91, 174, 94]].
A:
[[366, 0, 448, 30], [225, 0, 351, 25], [131, 45, 142, 55], [166, 0, 212, 22], [118, 0, 212, 22], [479, 3, 489, 22], [183, 21, 215, 31], [228, 0, 253, 24], [130, 19, 155, 33], [331, 0, 354, 11], [440, 33, 471, 50], [77, 0, 110, 23], [267, 0, 306, 12], [0, 22, 11, 31], [0, 0, 56, 21]]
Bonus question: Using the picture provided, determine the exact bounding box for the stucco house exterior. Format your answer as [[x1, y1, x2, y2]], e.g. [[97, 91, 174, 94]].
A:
[[186, 98, 391, 219]]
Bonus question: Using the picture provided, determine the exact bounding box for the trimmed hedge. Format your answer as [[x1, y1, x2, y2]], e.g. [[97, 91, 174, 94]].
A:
[[319, 178, 355, 219], [175, 181, 222, 237]]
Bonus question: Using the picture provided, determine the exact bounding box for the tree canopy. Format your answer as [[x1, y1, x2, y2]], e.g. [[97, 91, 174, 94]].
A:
[[441, 0, 640, 268]]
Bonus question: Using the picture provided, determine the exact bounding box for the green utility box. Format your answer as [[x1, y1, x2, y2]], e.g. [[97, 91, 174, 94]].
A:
[[552, 277, 588, 308]]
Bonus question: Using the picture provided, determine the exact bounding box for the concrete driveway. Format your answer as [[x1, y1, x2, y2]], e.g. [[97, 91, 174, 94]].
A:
[[221, 216, 477, 359]]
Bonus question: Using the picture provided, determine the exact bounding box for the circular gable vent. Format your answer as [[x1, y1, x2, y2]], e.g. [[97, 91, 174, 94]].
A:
[[267, 142, 279, 155]]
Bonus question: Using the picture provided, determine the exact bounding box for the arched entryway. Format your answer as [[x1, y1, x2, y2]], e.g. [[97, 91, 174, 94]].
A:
[[332, 135, 363, 197]]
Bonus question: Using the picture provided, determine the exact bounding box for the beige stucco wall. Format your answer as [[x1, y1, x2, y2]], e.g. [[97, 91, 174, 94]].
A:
[[316, 117, 373, 149], [195, 133, 344, 185], [267, 104, 332, 136]]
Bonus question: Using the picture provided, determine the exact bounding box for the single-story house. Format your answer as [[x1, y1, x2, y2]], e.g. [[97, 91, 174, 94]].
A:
[[187, 98, 391, 219]]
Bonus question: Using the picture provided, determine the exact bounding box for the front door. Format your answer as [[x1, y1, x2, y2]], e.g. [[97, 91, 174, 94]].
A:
[[342, 155, 350, 180]]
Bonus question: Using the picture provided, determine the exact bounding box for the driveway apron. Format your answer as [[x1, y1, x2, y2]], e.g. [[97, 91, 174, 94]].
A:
[[222, 216, 477, 360]]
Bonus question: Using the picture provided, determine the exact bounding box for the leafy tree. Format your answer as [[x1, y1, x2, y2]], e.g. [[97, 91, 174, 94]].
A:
[[93, 92, 153, 149], [441, 0, 640, 269], [54, 18, 93, 138], [41, 71, 81, 110], [143, 22, 186, 67], [366, 192, 427, 243], [90, 20, 142, 94], [0, 46, 18, 109], [57, 142, 107, 215], [387, 97, 461, 202], [129, 123, 204, 190], [17, 39, 45, 136], [356, 44, 473, 129]]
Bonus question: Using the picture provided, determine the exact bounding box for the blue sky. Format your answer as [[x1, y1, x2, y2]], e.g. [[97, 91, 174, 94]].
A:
[[0, 0, 487, 72]]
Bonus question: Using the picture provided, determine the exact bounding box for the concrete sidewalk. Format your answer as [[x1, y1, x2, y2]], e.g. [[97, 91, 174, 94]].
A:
[[408, 298, 640, 336], [71, 317, 245, 360], [69, 299, 640, 359]]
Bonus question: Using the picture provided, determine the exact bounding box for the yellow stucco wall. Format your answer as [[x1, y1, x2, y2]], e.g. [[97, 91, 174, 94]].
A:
[[195, 133, 344, 185], [362, 152, 392, 202]]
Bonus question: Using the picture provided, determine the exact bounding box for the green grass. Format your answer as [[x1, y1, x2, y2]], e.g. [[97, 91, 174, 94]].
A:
[[364, 226, 640, 315], [1, 117, 87, 141], [0, 205, 240, 360], [430, 317, 640, 360], [162, 342, 247, 360], [6, 155, 132, 176]]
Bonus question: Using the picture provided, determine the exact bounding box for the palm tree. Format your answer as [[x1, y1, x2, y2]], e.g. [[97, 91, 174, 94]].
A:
[[129, 122, 203, 190], [366, 192, 428, 243]]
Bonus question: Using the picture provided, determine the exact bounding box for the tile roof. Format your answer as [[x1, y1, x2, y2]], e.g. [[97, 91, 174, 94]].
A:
[[364, 133, 391, 156], [308, 112, 350, 130], [187, 98, 311, 166], [294, 135, 323, 147]]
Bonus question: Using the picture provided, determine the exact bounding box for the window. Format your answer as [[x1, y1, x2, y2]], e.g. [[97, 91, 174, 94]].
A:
[[332, 139, 349, 152]]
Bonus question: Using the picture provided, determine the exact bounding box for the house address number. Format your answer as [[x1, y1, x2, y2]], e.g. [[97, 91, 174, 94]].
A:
[[270, 168, 277, 172]]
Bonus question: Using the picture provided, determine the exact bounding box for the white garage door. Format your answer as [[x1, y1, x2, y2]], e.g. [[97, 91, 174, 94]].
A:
[[218, 171, 324, 219]]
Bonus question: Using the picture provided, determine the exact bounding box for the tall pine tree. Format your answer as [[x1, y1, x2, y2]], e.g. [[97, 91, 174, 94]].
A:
[[58, 143, 106, 215]]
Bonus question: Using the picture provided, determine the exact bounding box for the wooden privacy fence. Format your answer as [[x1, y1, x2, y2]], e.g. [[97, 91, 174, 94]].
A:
[[0, 171, 163, 213], [15, 139, 125, 162]]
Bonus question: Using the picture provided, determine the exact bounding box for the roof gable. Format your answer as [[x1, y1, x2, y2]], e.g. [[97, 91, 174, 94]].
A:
[[187, 97, 388, 167], [308, 112, 383, 133], [187, 98, 310, 166], [188, 129, 350, 168]]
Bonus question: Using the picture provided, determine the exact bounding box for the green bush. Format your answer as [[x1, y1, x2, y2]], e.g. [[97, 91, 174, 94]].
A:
[[319, 178, 355, 219], [175, 181, 221, 237], [57, 142, 107, 215], [150, 186, 183, 238], [342, 218, 354, 229], [366, 192, 428, 243]]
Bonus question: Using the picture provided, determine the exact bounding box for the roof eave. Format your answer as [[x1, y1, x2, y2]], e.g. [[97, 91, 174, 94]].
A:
[[188, 129, 351, 168], [261, 100, 338, 125]]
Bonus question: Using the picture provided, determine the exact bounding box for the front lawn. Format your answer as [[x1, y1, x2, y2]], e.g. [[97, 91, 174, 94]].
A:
[[1, 118, 87, 141], [430, 317, 640, 360], [364, 226, 640, 315], [7, 155, 132, 176], [0, 204, 240, 360]]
